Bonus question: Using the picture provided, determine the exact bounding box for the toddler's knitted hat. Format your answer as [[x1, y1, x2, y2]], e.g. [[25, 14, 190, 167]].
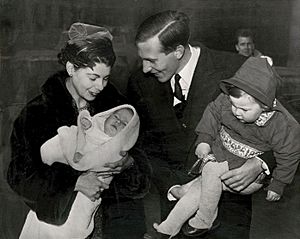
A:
[[220, 57, 281, 108]]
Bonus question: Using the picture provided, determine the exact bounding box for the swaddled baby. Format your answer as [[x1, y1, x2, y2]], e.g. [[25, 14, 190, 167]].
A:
[[41, 104, 138, 175], [74, 107, 133, 163], [20, 104, 139, 239]]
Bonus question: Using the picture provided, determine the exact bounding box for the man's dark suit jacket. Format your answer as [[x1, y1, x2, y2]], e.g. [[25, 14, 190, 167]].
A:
[[128, 43, 247, 185], [127, 43, 252, 238]]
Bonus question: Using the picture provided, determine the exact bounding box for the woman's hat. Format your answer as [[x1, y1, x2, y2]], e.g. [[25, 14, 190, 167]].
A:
[[68, 22, 113, 43]]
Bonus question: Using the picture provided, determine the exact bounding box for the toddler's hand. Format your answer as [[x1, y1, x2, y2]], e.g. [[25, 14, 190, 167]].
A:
[[195, 143, 211, 159], [266, 190, 281, 201]]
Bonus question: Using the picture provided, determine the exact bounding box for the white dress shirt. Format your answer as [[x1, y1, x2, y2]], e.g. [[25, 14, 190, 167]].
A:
[[171, 45, 200, 106]]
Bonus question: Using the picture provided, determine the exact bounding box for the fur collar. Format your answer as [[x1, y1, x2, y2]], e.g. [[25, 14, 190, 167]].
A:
[[41, 70, 75, 109]]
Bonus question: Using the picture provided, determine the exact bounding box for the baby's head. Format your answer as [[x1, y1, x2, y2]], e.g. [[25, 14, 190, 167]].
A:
[[224, 84, 269, 123], [104, 108, 134, 136]]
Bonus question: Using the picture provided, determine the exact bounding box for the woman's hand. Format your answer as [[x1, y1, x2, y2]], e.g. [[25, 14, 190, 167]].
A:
[[266, 190, 281, 201], [220, 158, 262, 192], [103, 151, 134, 173], [75, 171, 109, 202]]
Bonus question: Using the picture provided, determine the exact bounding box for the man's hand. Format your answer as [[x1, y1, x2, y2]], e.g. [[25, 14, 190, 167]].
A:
[[220, 158, 263, 192], [104, 151, 134, 173], [75, 171, 109, 202]]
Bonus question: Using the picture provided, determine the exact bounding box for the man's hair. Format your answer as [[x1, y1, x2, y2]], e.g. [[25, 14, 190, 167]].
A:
[[235, 28, 255, 43], [135, 10, 190, 54]]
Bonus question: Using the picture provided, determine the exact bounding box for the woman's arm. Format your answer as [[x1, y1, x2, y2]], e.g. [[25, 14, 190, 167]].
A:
[[7, 104, 81, 225]]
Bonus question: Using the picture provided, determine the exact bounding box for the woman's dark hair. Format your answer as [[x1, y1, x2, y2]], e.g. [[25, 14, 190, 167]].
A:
[[135, 10, 190, 54], [57, 37, 116, 69]]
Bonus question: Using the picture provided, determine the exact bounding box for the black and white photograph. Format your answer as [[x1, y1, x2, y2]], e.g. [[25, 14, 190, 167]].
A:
[[0, 1, 299, 238]]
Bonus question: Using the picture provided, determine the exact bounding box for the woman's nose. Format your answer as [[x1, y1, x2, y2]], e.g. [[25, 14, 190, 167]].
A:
[[95, 78, 104, 90]]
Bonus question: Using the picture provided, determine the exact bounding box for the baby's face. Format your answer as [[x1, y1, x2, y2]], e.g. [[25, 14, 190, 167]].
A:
[[229, 94, 264, 123], [104, 108, 133, 136]]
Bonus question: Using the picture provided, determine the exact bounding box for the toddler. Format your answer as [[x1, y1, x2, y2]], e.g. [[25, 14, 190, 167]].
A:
[[154, 57, 300, 237]]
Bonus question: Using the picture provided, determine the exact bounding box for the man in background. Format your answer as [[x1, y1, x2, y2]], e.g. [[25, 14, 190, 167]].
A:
[[235, 28, 273, 65]]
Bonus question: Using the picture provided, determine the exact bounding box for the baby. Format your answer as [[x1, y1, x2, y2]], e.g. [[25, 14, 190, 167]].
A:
[[153, 57, 300, 237], [75, 107, 133, 161], [23, 104, 140, 239], [41, 104, 137, 173]]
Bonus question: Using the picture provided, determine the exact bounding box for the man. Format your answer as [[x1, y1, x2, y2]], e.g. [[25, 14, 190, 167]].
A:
[[127, 11, 269, 239], [235, 28, 273, 65]]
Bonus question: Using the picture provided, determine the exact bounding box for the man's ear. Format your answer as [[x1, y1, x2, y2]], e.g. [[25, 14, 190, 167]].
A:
[[174, 45, 185, 59], [66, 61, 75, 77]]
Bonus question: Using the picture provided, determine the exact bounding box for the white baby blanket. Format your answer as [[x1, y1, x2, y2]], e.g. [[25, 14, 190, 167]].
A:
[[20, 104, 140, 239]]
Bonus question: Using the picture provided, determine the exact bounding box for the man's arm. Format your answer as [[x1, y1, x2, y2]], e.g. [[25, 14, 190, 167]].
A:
[[220, 150, 274, 191], [220, 158, 263, 191]]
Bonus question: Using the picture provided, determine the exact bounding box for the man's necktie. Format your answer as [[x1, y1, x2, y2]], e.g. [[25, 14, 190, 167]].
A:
[[174, 74, 185, 102], [173, 74, 186, 119]]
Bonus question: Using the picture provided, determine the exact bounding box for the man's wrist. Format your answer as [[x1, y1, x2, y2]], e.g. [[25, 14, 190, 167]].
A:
[[256, 156, 270, 175], [260, 161, 270, 175]]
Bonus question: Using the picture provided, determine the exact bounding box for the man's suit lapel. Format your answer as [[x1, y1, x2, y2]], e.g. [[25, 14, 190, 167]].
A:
[[184, 45, 210, 127], [141, 76, 185, 133], [184, 45, 222, 128], [160, 81, 187, 133]]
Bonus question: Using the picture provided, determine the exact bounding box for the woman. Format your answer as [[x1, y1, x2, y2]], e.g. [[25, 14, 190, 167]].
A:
[[7, 22, 150, 238]]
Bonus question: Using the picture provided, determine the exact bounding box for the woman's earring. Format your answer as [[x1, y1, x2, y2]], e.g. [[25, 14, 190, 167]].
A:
[[69, 74, 73, 77]]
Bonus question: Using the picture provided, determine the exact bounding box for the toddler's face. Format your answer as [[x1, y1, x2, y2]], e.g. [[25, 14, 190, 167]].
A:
[[104, 108, 133, 136], [229, 94, 264, 123]]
